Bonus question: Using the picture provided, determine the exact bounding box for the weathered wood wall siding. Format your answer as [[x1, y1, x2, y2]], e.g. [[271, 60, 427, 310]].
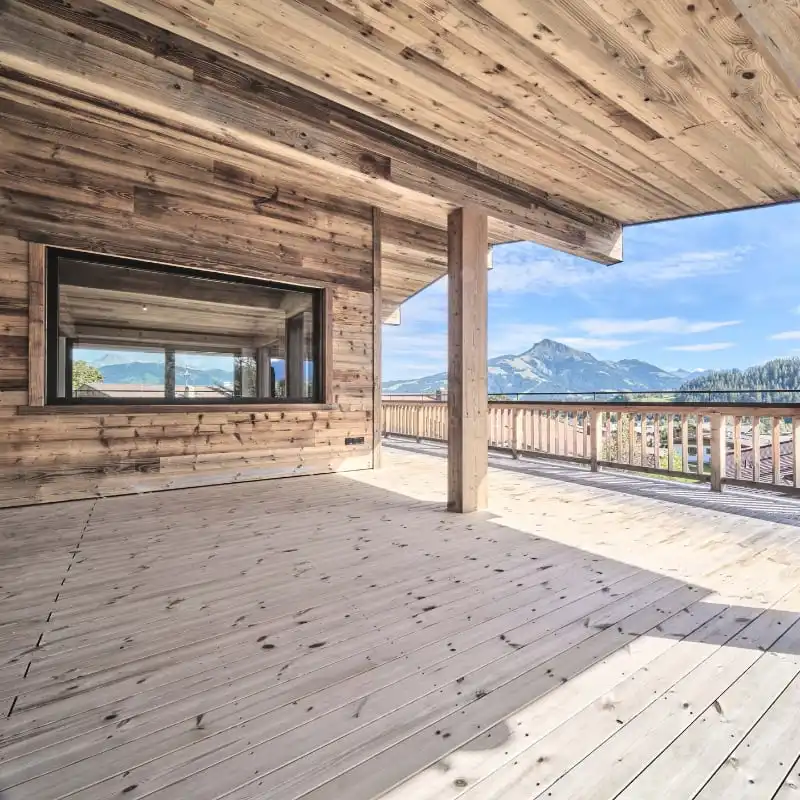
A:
[[0, 237, 29, 396], [0, 99, 376, 506]]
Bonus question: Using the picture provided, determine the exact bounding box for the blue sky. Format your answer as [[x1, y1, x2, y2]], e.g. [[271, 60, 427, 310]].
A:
[[383, 203, 800, 381]]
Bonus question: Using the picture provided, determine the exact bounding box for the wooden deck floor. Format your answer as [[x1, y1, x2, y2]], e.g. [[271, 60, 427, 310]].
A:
[[3, 446, 800, 799]]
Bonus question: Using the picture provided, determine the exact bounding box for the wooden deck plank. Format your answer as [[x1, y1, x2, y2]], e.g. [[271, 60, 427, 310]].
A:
[[2, 447, 800, 800]]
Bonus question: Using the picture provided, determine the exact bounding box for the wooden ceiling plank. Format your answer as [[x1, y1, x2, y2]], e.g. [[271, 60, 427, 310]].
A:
[[319, 0, 700, 219], [477, 0, 781, 206], [726, 0, 800, 96], [0, 0, 623, 263], [607, 0, 800, 195], [221, 0, 649, 217], [479, 0, 712, 135], [401, 0, 755, 213]]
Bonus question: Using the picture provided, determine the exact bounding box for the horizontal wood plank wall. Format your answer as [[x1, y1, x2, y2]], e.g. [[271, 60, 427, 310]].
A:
[[0, 103, 376, 506]]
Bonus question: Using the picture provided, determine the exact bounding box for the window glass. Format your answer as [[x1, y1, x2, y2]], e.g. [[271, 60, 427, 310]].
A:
[[48, 255, 321, 404]]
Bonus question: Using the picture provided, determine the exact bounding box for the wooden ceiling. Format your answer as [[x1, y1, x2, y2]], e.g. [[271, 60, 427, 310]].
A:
[[81, 0, 800, 224], [1, 0, 799, 309]]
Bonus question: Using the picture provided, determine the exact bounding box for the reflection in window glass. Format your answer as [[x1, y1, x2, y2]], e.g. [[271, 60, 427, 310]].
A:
[[48, 254, 321, 404]]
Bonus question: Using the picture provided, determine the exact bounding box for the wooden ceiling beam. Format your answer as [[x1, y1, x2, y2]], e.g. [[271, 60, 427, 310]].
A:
[[0, 0, 623, 264]]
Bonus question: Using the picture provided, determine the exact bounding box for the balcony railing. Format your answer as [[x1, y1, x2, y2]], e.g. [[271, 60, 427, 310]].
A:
[[382, 400, 800, 494]]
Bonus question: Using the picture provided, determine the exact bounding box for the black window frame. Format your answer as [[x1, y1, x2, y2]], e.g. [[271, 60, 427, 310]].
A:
[[45, 249, 325, 406]]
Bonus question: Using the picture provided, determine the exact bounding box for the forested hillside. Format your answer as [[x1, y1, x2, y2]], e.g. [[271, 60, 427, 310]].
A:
[[679, 358, 800, 401]]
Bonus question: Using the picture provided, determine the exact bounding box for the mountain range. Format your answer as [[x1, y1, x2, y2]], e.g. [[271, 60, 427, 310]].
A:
[[383, 339, 702, 395], [96, 361, 234, 386]]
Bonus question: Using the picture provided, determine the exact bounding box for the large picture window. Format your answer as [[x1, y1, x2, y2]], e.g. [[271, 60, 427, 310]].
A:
[[45, 251, 323, 405]]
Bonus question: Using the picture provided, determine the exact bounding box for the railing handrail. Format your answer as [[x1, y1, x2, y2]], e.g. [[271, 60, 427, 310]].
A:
[[383, 398, 800, 415], [383, 390, 800, 406]]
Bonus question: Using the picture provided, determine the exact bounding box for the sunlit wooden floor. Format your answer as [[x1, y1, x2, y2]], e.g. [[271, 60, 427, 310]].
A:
[[3, 445, 800, 799]]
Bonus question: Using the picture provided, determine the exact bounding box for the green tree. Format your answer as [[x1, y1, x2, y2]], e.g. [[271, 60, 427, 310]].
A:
[[678, 358, 800, 403], [72, 360, 103, 390]]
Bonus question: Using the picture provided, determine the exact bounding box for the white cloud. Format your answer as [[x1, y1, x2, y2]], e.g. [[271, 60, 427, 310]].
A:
[[770, 331, 800, 341], [665, 343, 734, 352], [559, 337, 641, 350], [490, 244, 749, 295], [575, 317, 740, 336]]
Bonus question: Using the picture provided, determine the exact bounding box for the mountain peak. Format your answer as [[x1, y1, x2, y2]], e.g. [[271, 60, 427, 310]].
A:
[[525, 338, 576, 356], [384, 338, 685, 396]]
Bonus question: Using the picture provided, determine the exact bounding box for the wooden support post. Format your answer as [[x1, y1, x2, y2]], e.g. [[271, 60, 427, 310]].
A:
[[285, 312, 305, 398], [447, 206, 488, 513], [590, 409, 602, 472], [372, 207, 382, 468], [164, 348, 176, 400], [710, 412, 725, 492]]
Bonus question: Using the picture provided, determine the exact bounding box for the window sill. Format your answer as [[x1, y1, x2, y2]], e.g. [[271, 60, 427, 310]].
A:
[[21, 402, 337, 415]]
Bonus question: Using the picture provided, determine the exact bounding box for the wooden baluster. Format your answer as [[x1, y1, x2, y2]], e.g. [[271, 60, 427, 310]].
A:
[[710, 412, 725, 492], [553, 409, 559, 455], [497, 407, 503, 447], [571, 411, 578, 456], [753, 415, 761, 482], [583, 411, 589, 457], [590, 409, 602, 471], [666, 415, 672, 466], [697, 414, 704, 476], [773, 416, 781, 484], [525, 409, 532, 452], [628, 413, 635, 465], [416, 405, 422, 442], [733, 415, 742, 479], [552, 410, 558, 455], [545, 409, 551, 453], [653, 413, 660, 469], [512, 409, 521, 458], [681, 414, 689, 473], [616, 412, 623, 464]]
